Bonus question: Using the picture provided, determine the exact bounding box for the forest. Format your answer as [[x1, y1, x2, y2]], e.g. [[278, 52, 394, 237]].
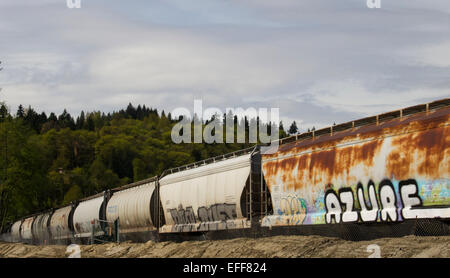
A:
[[0, 101, 294, 229]]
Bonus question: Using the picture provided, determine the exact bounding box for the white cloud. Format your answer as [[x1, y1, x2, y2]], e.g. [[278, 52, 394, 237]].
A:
[[1, 0, 450, 128], [405, 41, 450, 68], [88, 39, 298, 95], [309, 79, 450, 114]]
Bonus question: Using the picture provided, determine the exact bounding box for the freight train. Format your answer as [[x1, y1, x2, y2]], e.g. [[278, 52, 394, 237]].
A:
[[1, 98, 449, 245]]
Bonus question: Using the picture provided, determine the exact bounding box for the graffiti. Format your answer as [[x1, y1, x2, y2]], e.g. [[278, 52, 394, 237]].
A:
[[261, 194, 308, 226], [169, 205, 196, 225], [262, 178, 450, 227], [325, 178, 400, 223], [168, 205, 196, 232], [197, 203, 238, 230], [419, 181, 449, 206], [379, 179, 397, 222], [167, 203, 238, 232], [357, 181, 378, 222], [278, 195, 307, 225], [325, 178, 449, 224]]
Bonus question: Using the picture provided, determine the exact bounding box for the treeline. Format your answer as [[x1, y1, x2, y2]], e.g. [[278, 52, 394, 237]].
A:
[[0, 102, 293, 228]]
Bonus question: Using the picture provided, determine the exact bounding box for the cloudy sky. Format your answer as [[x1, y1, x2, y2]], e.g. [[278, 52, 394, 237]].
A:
[[0, 0, 449, 131]]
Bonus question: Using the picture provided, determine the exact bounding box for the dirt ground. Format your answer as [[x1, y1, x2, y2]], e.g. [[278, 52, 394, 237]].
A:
[[0, 235, 449, 258]]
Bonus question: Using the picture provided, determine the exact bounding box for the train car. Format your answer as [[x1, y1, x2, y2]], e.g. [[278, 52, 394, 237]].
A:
[[49, 203, 77, 244], [19, 216, 35, 244], [32, 211, 53, 244], [260, 99, 449, 235], [2, 99, 448, 244], [10, 220, 22, 243], [158, 146, 269, 238], [106, 177, 159, 242], [72, 192, 107, 243]]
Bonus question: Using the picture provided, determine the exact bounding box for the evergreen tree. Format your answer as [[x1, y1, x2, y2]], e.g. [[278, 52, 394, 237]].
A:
[[288, 121, 298, 135], [16, 105, 24, 118], [279, 121, 288, 138], [58, 109, 75, 130], [126, 103, 136, 119], [0, 103, 8, 122], [76, 111, 85, 129], [48, 112, 57, 122], [136, 105, 143, 120], [86, 115, 95, 131]]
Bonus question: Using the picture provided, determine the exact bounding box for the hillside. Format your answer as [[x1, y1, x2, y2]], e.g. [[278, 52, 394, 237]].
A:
[[0, 102, 287, 227]]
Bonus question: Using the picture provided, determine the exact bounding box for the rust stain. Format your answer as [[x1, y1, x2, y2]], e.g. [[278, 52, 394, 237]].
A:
[[386, 123, 449, 180], [263, 106, 450, 191]]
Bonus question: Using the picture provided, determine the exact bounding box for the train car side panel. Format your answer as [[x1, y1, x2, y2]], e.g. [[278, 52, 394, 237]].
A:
[[106, 182, 156, 233], [159, 154, 252, 233], [10, 220, 22, 242], [73, 196, 105, 238], [32, 212, 52, 244], [20, 216, 34, 242], [261, 107, 450, 227], [49, 206, 73, 240]]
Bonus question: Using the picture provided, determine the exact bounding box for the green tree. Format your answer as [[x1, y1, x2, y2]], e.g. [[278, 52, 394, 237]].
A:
[[132, 158, 147, 182], [0, 100, 260, 225], [63, 185, 83, 205], [288, 121, 298, 135], [89, 159, 120, 192]]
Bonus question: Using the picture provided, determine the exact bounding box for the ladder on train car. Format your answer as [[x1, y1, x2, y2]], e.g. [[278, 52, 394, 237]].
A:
[[89, 219, 120, 244], [246, 151, 270, 223]]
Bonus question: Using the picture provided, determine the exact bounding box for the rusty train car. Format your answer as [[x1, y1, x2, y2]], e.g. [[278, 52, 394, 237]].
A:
[[1, 98, 449, 245], [261, 99, 449, 229]]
